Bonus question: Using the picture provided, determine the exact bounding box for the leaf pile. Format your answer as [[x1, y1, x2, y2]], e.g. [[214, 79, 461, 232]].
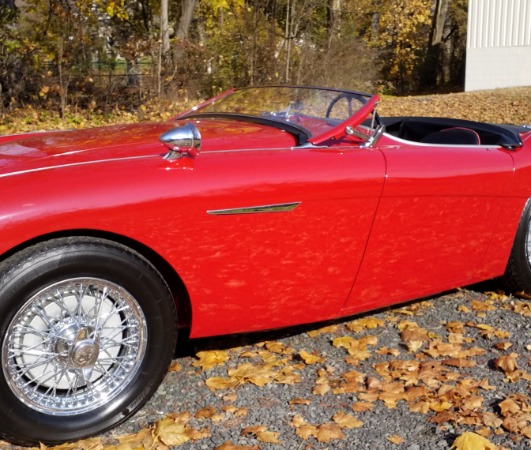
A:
[[379, 86, 531, 124]]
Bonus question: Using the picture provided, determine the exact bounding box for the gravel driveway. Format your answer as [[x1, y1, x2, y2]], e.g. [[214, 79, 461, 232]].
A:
[[95, 285, 530, 450]]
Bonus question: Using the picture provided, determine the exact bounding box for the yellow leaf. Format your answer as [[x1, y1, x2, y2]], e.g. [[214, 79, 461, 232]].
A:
[[257, 430, 280, 444], [316, 423, 345, 443], [346, 317, 384, 332], [205, 376, 238, 391], [223, 393, 237, 402], [229, 363, 277, 387], [195, 406, 216, 419], [451, 431, 497, 450], [494, 341, 513, 350], [155, 419, 190, 446], [241, 425, 267, 435], [168, 361, 182, 372], [211, 413, 226, 422], [307, 324, 338, 337], [193, 350, 229, 370], [234, 407, 248, 417], [351, 402, 375, 412], [332, 411, 364, 429], [312, 382, 330, 395], [116, 428, 153, 447], [223, 405, 237, 414], [387, 434, 405, 444], [289, 397, 311, 405], [299, 350, 324, 365], [429, 400, 453, 412], [187, 427, 211, 440], [265, 340, 294, 354], [214, 442, 260, 450], [295, 424, 318, 440]]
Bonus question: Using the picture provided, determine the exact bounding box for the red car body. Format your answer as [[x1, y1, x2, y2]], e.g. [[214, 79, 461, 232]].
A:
[[0, 86, 530, 444], [2, 91, 530, 338]]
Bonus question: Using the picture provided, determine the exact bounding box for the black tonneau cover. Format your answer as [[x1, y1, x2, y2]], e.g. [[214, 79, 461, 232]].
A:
[[381, 116, 525, 149]]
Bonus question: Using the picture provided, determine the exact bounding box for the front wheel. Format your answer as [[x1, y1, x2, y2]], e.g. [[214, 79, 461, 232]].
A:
[[502, 199, 531, 292], [0, 237, 177, 445]]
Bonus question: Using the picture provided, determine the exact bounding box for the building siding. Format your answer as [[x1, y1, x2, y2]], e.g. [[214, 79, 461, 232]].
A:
[[466, 0, 531, 91]]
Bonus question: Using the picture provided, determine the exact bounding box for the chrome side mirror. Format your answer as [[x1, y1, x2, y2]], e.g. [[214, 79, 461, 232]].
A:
[[160, 123, 201, 159]]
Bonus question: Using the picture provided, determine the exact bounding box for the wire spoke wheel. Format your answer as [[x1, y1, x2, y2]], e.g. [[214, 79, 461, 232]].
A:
[[0, 238, 177, 445], [3, 277, 147, 415]]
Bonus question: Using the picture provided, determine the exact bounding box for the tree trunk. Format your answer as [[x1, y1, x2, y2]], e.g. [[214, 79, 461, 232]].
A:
[[431, 0, 449, 46], [160, 0, 169, 54], [421, 0, 449, 89], [327, 0, 341, 49], [173, 0, 197, 64], [371, 0, 380, 43]]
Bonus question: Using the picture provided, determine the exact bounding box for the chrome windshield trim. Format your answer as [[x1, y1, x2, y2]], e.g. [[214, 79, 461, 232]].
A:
[[207, 202, 301, 215]]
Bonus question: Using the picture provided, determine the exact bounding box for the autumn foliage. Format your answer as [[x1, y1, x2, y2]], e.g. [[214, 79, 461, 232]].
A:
[[0, 0, 468, 116]]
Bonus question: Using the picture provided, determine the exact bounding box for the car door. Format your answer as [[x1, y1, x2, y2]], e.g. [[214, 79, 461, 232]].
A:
[[343, 141, 515, 314], [163, 143, 385, 337]]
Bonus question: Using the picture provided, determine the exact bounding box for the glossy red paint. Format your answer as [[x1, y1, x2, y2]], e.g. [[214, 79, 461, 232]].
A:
[[1, 88, 531, 339]]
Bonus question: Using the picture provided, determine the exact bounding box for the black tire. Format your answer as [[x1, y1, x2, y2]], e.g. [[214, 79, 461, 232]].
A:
[[0, 237, 177, 445], [502, 199, 531, 292]]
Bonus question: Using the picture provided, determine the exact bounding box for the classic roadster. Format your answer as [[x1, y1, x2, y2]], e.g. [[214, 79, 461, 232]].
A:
[[0, 86, 530, 444]]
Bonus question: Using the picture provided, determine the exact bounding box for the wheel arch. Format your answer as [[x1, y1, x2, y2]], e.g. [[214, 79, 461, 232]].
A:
[[0, 229, 192, 334]]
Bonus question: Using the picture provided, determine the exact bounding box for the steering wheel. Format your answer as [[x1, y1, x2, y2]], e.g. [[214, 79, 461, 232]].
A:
[[325, 93, 355, 119]]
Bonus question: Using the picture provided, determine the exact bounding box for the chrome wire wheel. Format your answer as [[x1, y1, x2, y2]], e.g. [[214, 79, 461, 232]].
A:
[[2, 277, 147, 415]]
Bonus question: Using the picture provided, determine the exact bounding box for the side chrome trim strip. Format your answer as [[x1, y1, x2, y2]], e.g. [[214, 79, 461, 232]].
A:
[[207, 202, 301, 215]]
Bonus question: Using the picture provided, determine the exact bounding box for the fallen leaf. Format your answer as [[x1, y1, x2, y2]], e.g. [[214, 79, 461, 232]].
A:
[[214, 443, 260, 450], [316, 423, 345, 443], [351, 402, 375, 412], [187, 427, 211, 440], [155, 418, 190, 446], [299, 350, 324, 365], [332, 411, 364, 429], [196, 406, 216, 419], [451, 431, 497, 450], [387, 434, 405, 444], [494, 353, 519, 375], [257, 430, 280, 444], [346, 317, 384, 332], [295, 424, 318, 440], [289, 398, 312, 405], [241, 425, 267, 436], [495, 342, 513, 350], [168, 361, 182, 372], [307, 325, 338, 337], [206, 376, 239, 391], [193, 350, 230, 370]]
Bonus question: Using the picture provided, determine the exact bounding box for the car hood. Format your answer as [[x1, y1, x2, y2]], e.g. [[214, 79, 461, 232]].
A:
[[0, 119, 297, 176]]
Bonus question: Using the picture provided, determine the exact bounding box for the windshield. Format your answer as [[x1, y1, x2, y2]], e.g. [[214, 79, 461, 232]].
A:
[[180, 86, 373, 139]]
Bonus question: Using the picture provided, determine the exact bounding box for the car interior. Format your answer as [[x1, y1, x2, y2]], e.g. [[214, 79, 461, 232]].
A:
[[378, 116, 525, 148]]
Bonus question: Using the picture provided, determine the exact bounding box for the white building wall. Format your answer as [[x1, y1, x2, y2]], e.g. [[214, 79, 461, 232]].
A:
[[465, 0, 531, 91]]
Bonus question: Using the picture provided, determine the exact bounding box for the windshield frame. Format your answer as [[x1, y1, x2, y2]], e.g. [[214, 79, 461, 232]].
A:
[[177, 86, 380, 146]]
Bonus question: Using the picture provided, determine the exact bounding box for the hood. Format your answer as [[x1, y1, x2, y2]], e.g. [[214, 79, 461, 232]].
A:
[[0, 118, 297, 176]]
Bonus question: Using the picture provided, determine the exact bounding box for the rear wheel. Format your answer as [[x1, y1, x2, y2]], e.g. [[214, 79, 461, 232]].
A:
[[503, 199, 531, 292], [0, 237, 177, 445]]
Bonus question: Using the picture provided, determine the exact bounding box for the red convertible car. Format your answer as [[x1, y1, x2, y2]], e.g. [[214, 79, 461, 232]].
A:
[[0, 86, 530, 444]]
